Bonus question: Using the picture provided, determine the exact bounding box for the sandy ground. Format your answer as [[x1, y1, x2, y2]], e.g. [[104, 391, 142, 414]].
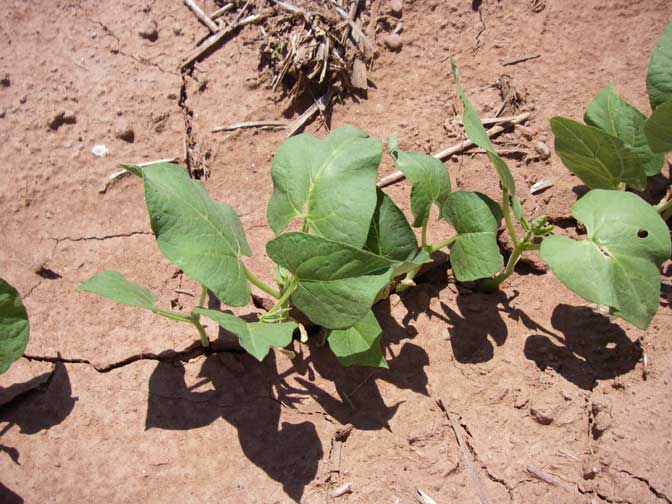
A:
[[1, 1, 671, 503]]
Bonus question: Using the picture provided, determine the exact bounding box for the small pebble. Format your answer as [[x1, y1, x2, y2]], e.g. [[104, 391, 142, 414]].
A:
[[534, 141, 551, 160], [19, 95, 27, 104], [91, 144, 109, 158], [0, 109, 5, 119], [1, 73, 10, 87], [113, 117, 135, 143], [384, 33, 403, 51], [138, 20, 158, 41]]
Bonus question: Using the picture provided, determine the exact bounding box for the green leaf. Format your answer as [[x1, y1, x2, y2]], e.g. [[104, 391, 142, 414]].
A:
[[644, 99, 672, 153], [647, 20, 672, 110], [387, 136, 451, 226], [440, 192, 504, 281], [450, 59, 517, 197], [77, 271, 159, 310], [267, 126, 382, 247], [585, 84, 664, 176], [540, 190, 671, 330], [119, 164, 143, 177], [327, 311, 388, 368], [550, 117, 646, 191], [141, 163, 252, 307], [365, 189, 418, 262], [0, 278, 29, 375], [195, 308, 296, 361], [266, 232, 395, 329]]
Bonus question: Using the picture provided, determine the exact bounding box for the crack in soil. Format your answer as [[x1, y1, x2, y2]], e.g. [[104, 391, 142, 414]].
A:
[[23, 339, 243, 373], [619, 469, 671, 503], [53, 231, 153, 243], [178, 71, 196, 177], [458, 418, 515, 502]]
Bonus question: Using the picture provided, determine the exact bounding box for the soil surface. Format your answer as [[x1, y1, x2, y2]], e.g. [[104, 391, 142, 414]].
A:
[[2, 1, 671, 503]]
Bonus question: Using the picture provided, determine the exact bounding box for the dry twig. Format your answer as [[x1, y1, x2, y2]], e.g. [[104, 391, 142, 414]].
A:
[[286, 88, 333, 137], [526, 464, 576, 493], [502, 54, 540, 66], [437, 399, 490, 504], [212, 120, 288, 132], [183, 0, 220, 33], [179, 12, 269, 70]]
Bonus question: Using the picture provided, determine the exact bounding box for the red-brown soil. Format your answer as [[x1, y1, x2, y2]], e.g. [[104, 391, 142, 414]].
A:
[[1, 1, 671, 503]]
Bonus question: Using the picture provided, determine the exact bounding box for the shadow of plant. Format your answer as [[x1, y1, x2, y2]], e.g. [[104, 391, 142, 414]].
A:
[[145, 351, 320, 503], [524, 304, 643, 390]]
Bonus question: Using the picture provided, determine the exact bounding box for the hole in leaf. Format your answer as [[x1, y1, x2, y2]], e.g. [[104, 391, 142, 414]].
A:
[[637, 229, 648, 239]]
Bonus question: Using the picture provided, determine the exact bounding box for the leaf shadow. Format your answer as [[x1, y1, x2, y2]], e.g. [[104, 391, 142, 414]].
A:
[[0, 482, 23, 504], [0, 361, 78, 438], [145, 350, 322, 503], [524, 304, 643, 390]]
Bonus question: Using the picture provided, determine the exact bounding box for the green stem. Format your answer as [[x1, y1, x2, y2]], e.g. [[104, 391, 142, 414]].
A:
[[502, 188, 520, 247], [482, 230, 532, 290], [429, 234, 458, 253], [656, 191, 672, 216], [421, 218, 429, 249], [243, 264, 281, 299], [153, 308, 193, 323], [263, 277, 298, 320], [197, 285, 207, 307], [192, 317, 209, 348]]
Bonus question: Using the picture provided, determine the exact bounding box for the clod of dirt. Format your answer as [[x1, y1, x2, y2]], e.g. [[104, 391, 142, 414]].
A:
[[113, 117, 135, 143], [388, 0, 403, 16], [138, 20, 158, 41], [591, 400, 613, 439], [534, 141, 551, 160], [519, 251, 549, 273], [19, 94, 27, 104], [48, 110, 77, 131], [384, 33, 403, 51], [0, 109, 5, 119], [1, 73, 10, 87], [529, 395, 558, 425]]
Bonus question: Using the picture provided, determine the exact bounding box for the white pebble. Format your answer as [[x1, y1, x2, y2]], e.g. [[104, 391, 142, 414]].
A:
[[91, 144, 109, 158]]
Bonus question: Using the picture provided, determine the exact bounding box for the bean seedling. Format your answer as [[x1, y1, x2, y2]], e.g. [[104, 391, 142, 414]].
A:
[[78, 22, 672, 366]]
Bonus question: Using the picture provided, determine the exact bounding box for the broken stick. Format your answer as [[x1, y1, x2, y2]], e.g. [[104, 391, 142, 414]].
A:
[[286, 88, 334, 137], [183, 0, 220, 34], [179, 12, 268, 70], [377, 111, 531, 188], [212, 120, 288, 133], [437, 399, 490, 504]]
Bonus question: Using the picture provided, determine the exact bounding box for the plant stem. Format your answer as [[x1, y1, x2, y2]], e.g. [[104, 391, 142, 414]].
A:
[[656, 188, 672, 216], [270, 278, 297, 314], [153, 308, 193, 323], [482, 230, 532, 290], [192, 317, 210, 348], [421, 218, 429, 249], [197, 285, 207, 307], [502, 188, 520, 247], [243, 264, 281, 299], [429, 235, 458, 253]]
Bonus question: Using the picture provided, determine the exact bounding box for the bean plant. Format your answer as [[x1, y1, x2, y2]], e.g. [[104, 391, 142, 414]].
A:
[[0, 278, 30, 374], [75, 23, 672, 368]]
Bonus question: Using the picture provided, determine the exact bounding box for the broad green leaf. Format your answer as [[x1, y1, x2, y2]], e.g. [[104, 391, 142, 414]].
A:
[[0, 278, 29, 375], [77, 271, 158, 310], [365, 189, 418, 261], [440, 192, 504, 281], [647, 20, 672, 110], [266, 232, 395, 329], [585, 84, 664, 176], [195, 308, 296, 361], [644, 99, 672, 153], [141, 163, 252, 307], [540, 190, 671, 330], [451, 59, 517, 198], [550, 117, 646, 191], [267, 126, 381, 247], [387, 136, 451, 226], [328, 311, 388, 368]]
